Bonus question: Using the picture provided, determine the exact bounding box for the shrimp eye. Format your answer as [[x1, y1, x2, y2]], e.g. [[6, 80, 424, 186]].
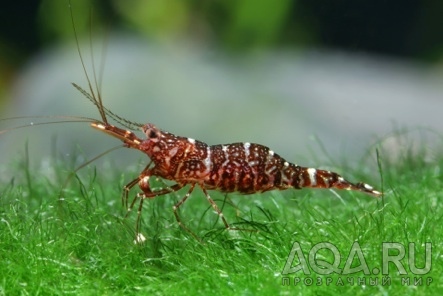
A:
[[148, 130, 158, 138]]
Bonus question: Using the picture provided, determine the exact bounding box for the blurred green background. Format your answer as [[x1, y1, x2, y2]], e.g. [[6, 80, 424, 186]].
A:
[[4, 0, 443, 57], [1, 0, 443, 107]]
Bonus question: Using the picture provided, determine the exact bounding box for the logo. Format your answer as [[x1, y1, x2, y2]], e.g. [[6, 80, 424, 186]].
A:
[[281, 242, 432, 286]]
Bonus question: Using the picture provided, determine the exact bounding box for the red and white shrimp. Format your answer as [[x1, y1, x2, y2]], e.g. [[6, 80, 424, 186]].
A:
[[91, 120, 381, 241]]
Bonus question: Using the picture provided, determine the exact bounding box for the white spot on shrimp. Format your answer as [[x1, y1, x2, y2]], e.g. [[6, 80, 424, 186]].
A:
[[307, 168, 317, 186], [244, 142, 251, 158], [169, 147, 179, 157], [187, 138, 196, 144], [204, 146, 212, 170], [266, 165, 277, 175], [268, 150, 274, 156], [284, 162, 289, 167], [141, 176, 150, 187], [94, 123, 105, 130], [220, 145, 231, 167], [363, 183, 373, 190]]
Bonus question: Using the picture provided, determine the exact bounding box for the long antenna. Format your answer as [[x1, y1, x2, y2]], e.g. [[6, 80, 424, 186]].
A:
[[72, 83, 143, 130], [69, 0, 107, 124], [68, 1, 143, 130]]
